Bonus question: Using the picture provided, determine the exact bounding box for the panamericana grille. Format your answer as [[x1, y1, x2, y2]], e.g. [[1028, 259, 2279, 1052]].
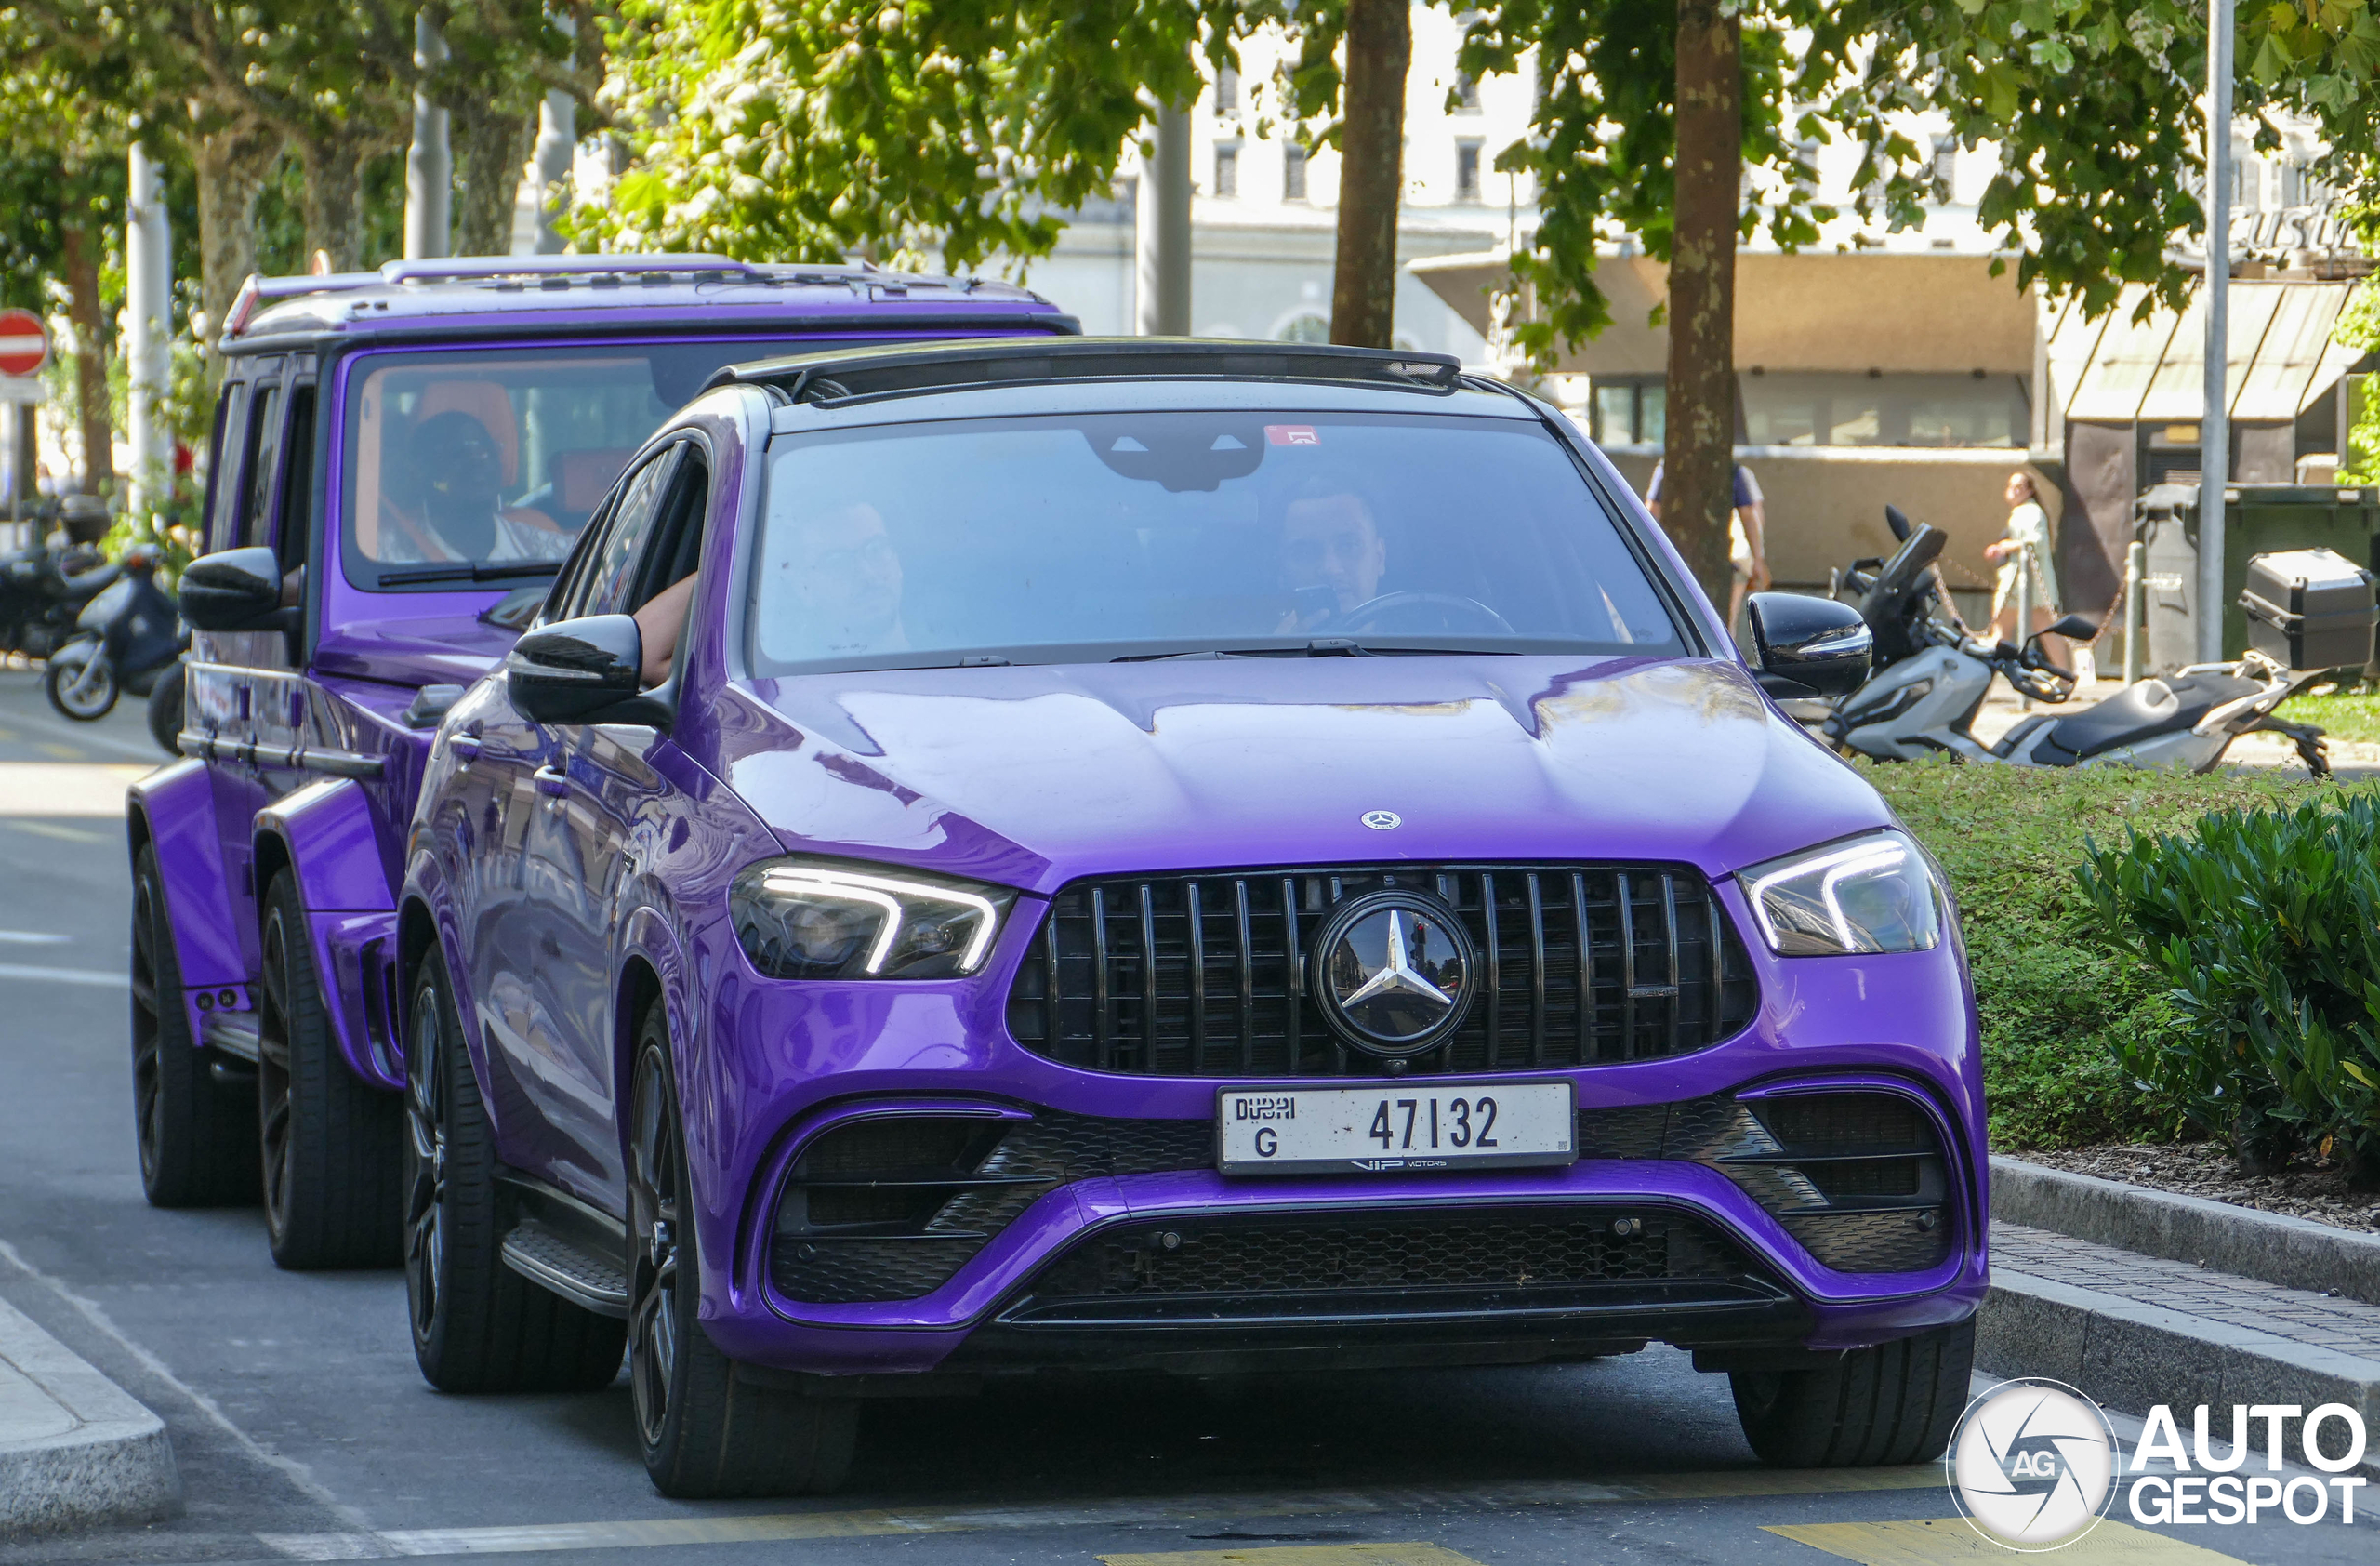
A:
[[1022, 1208, 1748, 1302], [1577, 1089, 1955, 1274], [1006, 864, 1757, 1078]]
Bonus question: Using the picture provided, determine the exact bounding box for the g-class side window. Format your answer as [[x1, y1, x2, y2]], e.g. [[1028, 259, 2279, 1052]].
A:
[[203, 381, 249, 554]]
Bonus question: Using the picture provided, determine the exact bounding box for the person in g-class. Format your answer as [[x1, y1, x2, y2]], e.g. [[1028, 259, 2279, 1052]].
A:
[[381, 410, 573, 564]]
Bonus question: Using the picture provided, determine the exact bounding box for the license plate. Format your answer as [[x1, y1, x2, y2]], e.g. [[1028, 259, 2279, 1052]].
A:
[[1216, 1082, 1577, 1175]]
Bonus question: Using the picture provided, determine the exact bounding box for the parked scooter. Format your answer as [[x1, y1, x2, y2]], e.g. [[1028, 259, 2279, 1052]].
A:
[[1820, 512, 2356, 776], [0, 529, 114, 662], [45, 545, 186, 723]]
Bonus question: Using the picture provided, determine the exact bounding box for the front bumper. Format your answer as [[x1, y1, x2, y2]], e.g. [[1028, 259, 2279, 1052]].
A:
[[684, 890, 1989, 1379]]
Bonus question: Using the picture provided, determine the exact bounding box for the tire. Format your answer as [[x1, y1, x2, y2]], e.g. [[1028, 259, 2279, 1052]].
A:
[[130, 843, 260, 1207], [628, 1007, 855, 1498], [405, 948, 624, 1393], [1730, 1320, 1975, 1467], [147, 659, 187, 758], [258, 870, 403, 1269], [46, 648, 118, 720]]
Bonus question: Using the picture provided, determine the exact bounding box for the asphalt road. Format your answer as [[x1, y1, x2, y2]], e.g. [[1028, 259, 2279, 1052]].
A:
[[0, 665, 2367, 1566]]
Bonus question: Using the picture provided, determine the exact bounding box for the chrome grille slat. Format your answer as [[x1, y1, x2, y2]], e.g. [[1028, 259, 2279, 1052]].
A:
[[1011, 863, 1757, 1079]]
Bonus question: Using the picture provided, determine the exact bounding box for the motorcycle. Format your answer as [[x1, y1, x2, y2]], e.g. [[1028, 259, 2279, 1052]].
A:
[[1, 529, 116, 662], [1819, 511, 2341, 776], [45, 545, 186, 725]]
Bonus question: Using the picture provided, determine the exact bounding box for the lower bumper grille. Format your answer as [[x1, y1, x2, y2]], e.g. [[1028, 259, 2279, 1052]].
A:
[[1022, 1207, 1750, 1305]]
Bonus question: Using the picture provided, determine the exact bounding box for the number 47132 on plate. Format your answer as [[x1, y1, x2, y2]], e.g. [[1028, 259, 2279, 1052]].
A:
[[1215, 1082, 1576, 1175]]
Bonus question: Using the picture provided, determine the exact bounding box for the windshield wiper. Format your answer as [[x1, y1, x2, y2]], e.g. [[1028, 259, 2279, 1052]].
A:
[[1115, 640, 1514, 662], [377, 560, 562, 587]]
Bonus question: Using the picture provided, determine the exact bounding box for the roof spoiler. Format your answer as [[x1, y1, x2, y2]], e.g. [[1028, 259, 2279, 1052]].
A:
[[708, 338, 1466, 405]]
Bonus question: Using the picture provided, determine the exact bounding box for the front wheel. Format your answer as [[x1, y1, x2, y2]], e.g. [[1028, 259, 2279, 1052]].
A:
[[628, 1008, 855, 1497], [258, 871, 403, 1268], [130, 843, 259, 1206], [1730, 1320, 1974, 1467], [146, 659, 187, 757], [46, 647, 117, 720]]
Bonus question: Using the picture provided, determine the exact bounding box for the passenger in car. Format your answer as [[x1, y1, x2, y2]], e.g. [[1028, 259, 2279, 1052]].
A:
[[1278, 480, 1387, 630], [378, 412, 573, 564]]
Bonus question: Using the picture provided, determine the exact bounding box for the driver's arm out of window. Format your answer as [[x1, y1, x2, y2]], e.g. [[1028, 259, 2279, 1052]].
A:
[[633, 575, 695, 687]]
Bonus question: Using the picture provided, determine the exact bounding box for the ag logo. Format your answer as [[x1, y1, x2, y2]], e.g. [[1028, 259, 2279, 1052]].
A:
[[1949, 1378, 2120, 1550]]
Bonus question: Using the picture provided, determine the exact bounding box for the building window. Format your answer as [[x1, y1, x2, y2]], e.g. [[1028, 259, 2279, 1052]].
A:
[[1739, 371, 2025, 448], [1284, 141, 1308, 202], [1930, 137, 1956, 201], [1591, 378, 1665, 447], [1453, 73, 1481, 112], [1455, 140, 1483, 203], [1217, 62, 1240, 109], [1213, 143, 1238, 199]]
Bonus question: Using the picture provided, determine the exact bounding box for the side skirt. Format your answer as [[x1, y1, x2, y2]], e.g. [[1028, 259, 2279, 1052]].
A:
[[495, 1171, 630, 1318]]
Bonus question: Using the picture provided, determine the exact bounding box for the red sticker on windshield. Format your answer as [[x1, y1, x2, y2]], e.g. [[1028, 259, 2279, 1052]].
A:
[[1265, 425, 1320, 446]]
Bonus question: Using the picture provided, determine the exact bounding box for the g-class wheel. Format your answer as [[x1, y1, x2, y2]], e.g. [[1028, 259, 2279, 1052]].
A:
[[404, 948, 623, 1392], [130, 843, 259, 1206], [1729, 1320, 1974, 1467], [627, 1006, 854, 1498], [258, 870, 403, 1268]]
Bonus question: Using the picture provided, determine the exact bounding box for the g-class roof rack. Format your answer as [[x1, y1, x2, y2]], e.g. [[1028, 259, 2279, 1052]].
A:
[[706, 337, 1467, 406]]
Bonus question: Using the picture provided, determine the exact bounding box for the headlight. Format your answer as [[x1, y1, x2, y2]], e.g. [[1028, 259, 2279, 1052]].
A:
[[730, 858, 1018, 980], [1740, 830, 1942, 957]]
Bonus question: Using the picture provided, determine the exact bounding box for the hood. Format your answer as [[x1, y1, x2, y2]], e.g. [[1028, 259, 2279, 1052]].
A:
[[714, 656, 1892, 894], [311, 610, 520, 688]]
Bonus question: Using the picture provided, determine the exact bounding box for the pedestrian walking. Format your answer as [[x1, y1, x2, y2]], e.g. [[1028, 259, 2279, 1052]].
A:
[[1645, 459, 1768, 628], [1987, 471, 2064, 664]]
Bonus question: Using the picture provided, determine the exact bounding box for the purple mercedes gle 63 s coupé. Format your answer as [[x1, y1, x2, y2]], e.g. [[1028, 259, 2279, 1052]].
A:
[[396, 338, 1977, 1498]]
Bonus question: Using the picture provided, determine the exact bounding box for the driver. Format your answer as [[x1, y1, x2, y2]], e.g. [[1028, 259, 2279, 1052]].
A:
[[380, 411, 571, 564], [1277, 482, 1387, 632]]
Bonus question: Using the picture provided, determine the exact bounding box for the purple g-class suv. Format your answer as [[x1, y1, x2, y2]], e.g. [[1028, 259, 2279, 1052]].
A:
[[397, 338, 1979, 1498], [125, 258, 1074, 1270]]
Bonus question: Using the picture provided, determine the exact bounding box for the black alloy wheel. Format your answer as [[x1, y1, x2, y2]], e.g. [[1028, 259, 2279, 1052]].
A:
[[627, 1008, 855, 1498], [129, 843, 258, 1206], [257, 870, 403, 1268], [404, 949, 623, 1392]]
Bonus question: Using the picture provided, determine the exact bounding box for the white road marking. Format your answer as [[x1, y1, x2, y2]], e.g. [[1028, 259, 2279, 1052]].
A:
[[0, 761, 152, 816], [0, 962, 126, 987], [0, 930, 68, 944], [0, 1238, 380, 1538]]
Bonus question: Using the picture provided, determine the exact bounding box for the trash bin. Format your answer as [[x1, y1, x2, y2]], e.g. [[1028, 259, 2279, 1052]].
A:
[[2132, 482, 2380, 672]]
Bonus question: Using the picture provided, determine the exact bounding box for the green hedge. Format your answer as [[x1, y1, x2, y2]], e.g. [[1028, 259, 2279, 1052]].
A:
[[2079, 796, 2380, 1182], [1863, 761, 2369, 1152]]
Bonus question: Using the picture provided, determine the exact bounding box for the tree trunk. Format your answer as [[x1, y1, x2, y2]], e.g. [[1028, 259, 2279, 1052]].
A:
[[1664, 0, 1742, 617], [298, 132, 375, 272], [59, 222, 113, 495], [193, 123, 285, 370], [450, 100, 533, 256], [1329, 0, 1410, 349]]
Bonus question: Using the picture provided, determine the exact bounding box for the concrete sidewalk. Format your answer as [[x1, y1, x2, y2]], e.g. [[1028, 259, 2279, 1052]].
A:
[[1979, 1158, 2380, 1479], [0, 1295, 178, 1534]]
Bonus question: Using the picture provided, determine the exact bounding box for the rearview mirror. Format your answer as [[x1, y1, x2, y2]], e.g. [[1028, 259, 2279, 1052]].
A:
[[1884, 505, 1912, 543], [179, 547, 288, 631], [505, 614, 667, 727], [1746, 592, 1872, 699], [2038, 613, 2098, 643]]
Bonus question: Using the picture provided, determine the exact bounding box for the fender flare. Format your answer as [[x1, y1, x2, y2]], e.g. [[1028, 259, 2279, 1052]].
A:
[[126, 760, 249, 1042], [254, 779, 403, 1091]]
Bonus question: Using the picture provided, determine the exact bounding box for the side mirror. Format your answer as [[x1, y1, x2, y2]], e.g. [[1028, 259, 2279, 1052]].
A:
[[1746, 591, 1872, 699], [1884, 505, 1912, 543], [2038, 613, 2098, 643], [179, 547, 287, 631], [505, 614, 668, 727]]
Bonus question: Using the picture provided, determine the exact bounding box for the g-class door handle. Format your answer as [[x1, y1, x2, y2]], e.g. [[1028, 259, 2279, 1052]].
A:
[[532, 765, 570, 802], [447, 736, 482, 762]]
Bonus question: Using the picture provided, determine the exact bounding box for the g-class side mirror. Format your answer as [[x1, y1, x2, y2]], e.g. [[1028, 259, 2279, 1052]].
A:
[[179, 547, 291, 632], [1746, 591, 1872, 699], [506, 614, 670, 728]]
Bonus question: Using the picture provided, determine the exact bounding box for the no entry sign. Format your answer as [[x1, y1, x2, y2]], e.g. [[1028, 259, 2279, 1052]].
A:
[[0, 310, 48, 378]]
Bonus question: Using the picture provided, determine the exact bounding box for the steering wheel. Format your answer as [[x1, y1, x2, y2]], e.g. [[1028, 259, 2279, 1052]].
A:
[[1328, 591, 1516, 637]]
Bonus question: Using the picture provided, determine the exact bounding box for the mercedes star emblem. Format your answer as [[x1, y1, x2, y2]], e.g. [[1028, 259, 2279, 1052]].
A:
[[1361, 810, 1402, 830], [1309, 890, 1474, 1056]]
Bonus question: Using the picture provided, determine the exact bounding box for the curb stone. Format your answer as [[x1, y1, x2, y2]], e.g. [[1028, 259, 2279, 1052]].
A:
[[1990, 1153, 2380, 1306], [0, 1296, 178, 1536]]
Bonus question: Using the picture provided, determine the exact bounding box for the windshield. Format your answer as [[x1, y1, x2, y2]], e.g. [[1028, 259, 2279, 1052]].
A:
[[747, 409, 1681, 673], [338, 339, 834, 591]]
